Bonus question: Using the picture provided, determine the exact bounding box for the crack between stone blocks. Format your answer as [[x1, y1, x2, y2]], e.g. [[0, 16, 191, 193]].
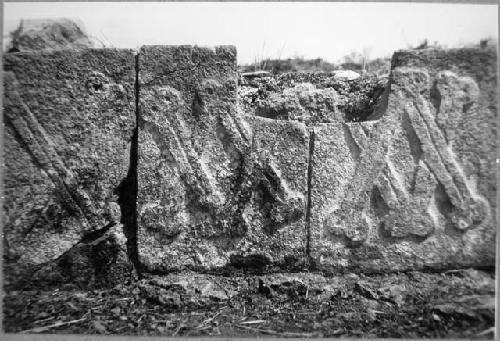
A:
[[304, 128, 315, 266], [113, 52, 141, 278]]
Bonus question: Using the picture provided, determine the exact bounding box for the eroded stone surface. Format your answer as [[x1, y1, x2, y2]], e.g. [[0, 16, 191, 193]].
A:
[[137, 46, 308, 271], [5, 45, 495, 276], [30, 223, 132, 289], [3, 49, 136, 265], [137, 45, 245, 270], [247, 117, 309, 264], [239, 73, 387, 123], [311, 48, 497, 271], [310, 121, 377, 255], [6, 18, 101, 52], [255, 83, 344, 123]]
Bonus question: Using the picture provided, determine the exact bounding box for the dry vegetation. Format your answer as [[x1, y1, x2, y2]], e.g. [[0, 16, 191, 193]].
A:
[[4, 269, 495, 337]]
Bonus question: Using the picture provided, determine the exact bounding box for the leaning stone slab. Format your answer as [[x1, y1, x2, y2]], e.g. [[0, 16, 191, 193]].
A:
[[137, 46, 308, 271], [310, 47, 497, 272], [3, 49, 136, 265]]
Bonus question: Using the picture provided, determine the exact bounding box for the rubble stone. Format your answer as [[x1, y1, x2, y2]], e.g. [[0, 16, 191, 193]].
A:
[[7, 18, 102, 52], [255, 83, 344, 123]]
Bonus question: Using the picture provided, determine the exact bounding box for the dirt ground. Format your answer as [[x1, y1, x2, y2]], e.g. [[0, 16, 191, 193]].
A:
[[3, 267, 495, 338]]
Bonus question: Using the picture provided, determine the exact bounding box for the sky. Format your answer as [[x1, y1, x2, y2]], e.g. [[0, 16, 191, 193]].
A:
[[3, 2, 498, 65]]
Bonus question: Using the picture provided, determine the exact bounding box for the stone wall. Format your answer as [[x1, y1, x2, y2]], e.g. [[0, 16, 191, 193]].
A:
[[3, 46, 496, 285]]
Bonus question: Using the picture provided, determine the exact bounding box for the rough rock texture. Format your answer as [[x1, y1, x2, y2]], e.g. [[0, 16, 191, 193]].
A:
[[29, 223, 132, 289], [137, 45, 245, 271], [3, 45, 495, 278], [310, 47, 497, 272], [239, 72, 387, 123], [7, 18, 101, 53], [137, 46, 308, 271], [255, 83, 343, 123], [3, 49, 136, 266], [247, 117, 309, 265], [310, 121, 377, 256]]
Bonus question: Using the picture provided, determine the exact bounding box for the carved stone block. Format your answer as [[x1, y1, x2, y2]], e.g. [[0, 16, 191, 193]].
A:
[[311, 48, 497, 271], [3, 49, 136, 265], [137, 46, 309, 270]]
